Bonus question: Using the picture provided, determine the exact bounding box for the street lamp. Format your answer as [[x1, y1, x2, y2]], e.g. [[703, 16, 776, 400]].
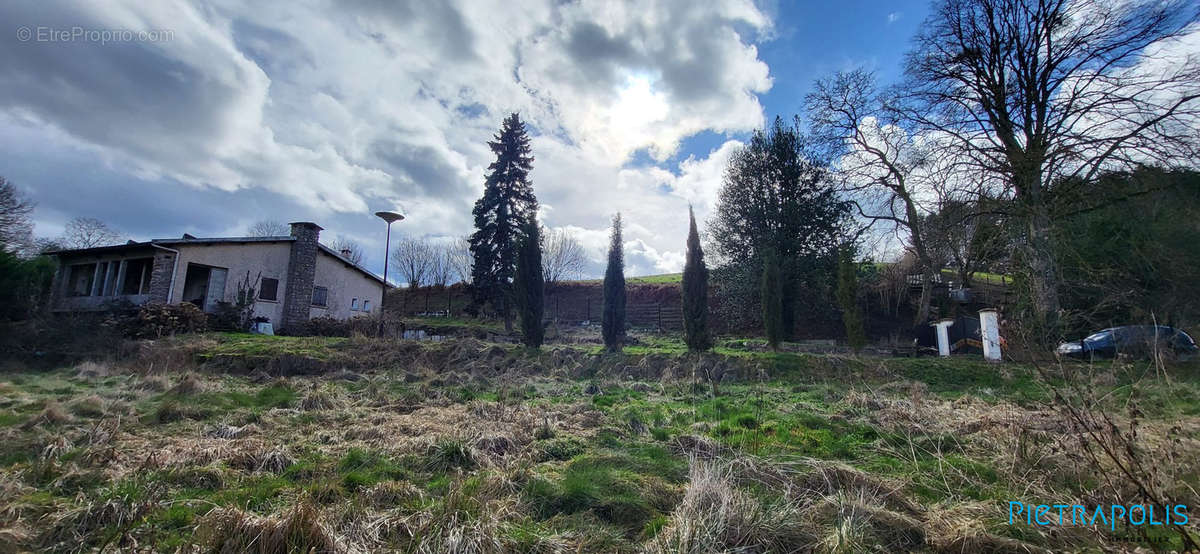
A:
[[375, 210, 405, 336]]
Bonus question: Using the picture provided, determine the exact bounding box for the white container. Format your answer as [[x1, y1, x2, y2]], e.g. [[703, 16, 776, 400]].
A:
[[252, 322, 274, 336], [932, 319, 955, 357], [980, 309, 1002, 362]]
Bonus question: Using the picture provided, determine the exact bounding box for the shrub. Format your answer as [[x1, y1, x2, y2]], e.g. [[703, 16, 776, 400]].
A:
[[299, 312, 403, 337], [128, 303, 207, 339]]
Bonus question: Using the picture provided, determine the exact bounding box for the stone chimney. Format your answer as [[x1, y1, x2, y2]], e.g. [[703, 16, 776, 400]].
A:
[[281, 222, 322, 332]]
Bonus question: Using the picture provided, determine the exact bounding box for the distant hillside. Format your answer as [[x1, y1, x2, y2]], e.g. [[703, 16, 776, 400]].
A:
[[571, 272, 682, 285]]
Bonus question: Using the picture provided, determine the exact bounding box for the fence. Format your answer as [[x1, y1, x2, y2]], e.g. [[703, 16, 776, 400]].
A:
[[389, 286, 686, 331], [544, 296, 684, 330]]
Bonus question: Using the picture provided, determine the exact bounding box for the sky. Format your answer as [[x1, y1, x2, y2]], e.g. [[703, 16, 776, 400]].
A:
[[1, 0, 932, 280]]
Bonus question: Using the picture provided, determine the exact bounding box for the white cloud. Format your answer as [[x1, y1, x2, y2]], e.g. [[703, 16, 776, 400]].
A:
[[1, 0, 771, 277]]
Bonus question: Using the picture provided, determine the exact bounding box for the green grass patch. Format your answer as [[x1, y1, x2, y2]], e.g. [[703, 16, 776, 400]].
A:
[[336, 448, 407, 490]]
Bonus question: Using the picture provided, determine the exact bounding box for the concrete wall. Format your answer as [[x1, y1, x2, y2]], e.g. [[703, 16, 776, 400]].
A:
[[167, 242, 293, 325], [310, 250, 385, 320]]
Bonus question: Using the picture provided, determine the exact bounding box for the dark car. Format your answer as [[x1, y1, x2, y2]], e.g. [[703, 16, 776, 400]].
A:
[[1057, 325, 1198, 360]]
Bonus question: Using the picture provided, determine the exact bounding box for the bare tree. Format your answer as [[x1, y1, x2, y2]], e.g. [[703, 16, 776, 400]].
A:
[[541, 226, 587, 284], [326, 235, 364, 265], [246, 220, 290, 237], [807, 69, 946, 323], [428, 242, 454, 287], [59, 217, 121, 249], [445, 236, 473, 285], [902, 0, 1200, 327], [390, 236, 435, 289], [0, 176, 34, 252], [922, 196, 1011, 288]]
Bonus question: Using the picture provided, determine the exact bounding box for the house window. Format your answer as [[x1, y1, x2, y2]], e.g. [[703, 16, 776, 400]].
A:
[[351, 298, 359, 311], [362, 300, 371, 312], [67, 263, 97, 297], [100, 262, 117, 296], [311, 286, 328, 307], [259, 278, 279, 301], [121, 258, 153, 295]]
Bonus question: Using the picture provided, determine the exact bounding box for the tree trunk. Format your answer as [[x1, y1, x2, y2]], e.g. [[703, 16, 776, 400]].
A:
[[916, 265, 934, 325], [1025, 204, 1061, 328]]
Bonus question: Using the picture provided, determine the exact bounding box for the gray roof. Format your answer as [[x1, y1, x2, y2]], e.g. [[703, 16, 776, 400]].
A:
[[48, 235, 390, 287]]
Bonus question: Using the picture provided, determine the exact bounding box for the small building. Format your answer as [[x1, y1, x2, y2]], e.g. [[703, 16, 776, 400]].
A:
[[47, 222, 386, 332]]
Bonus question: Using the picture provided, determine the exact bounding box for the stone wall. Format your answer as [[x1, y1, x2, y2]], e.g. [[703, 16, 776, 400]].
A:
[[147, 249, 176, 303], [281, 222, 322, 331]]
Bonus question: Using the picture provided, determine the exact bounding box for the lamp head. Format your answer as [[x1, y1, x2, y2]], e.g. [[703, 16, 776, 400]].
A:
[[375, 211, 405, 224]]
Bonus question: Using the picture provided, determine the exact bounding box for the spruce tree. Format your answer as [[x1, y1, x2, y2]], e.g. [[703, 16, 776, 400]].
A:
[[762, 249, 783, 351], [681, 205, 711, 352], [514, 218, 545, 348], [836, 244, 866, 351], [602, 213, 626, 351], [468, 113, 537, 332]]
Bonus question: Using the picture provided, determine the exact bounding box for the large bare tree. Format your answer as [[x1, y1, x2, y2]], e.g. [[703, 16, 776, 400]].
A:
[[807, 69, 946, 323], [902, 0, 1200, 327], [541, 226, 587, 284], [390, 236, 435, 289], [246, 220, 290, 237], [60, 217, 121, 249]]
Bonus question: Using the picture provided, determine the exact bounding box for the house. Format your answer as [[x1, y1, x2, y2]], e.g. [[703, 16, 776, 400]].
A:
[[47, 222, 386, 332]]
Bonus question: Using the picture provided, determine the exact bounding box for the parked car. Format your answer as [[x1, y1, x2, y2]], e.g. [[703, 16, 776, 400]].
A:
[[1056, 325, 1198, 360]]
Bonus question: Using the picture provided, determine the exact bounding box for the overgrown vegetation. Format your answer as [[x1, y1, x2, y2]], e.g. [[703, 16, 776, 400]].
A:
[[1, 333, 1195, 551]]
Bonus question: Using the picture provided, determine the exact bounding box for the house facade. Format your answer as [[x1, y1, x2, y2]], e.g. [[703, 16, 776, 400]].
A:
[[47, 222, 386, 331]]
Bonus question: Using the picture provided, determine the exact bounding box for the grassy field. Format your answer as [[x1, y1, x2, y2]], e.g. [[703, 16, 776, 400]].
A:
[[572, 273, 683, 285], [1, 334, 1197, 552]]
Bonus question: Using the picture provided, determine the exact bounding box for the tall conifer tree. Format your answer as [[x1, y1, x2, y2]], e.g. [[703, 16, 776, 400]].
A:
[[514, 218, 545, 348], [762, 249, 783, 351], [469, 113, 537, 332], [602, 213, 626, 351], [681, 206, 711, 352]]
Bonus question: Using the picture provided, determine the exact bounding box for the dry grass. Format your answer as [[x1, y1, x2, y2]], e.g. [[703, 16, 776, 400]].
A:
[[363, 480, 421, 508], [645, 459, 813, 553], [168, 373, 206, 395], [301, 386, 345, 411], [227, 442, 295, 474], [136, 375, 170, 392], [24, 400, 72, 428], [74, 360, 112, 380], [196, 498, 343, 554], [207, 423, 260, 440], [68, 394, 107, 418]]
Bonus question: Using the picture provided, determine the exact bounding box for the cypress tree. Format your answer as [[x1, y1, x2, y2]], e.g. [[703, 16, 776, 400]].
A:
[[762, 249, 783, 351], [602, 213, 626, 351], [514, 219, 545, 348], [468, 113, 537, 333], [681, 205, 711, 352], [836, 244, 866, 351]]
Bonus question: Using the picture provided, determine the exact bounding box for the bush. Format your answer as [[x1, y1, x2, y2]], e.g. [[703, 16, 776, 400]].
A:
[[299, 312, 404, 337], [128, 302, 207, 338]]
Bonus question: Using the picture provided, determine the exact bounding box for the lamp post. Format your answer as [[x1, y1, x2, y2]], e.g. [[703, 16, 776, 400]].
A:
[[375, 210, 405, 336]]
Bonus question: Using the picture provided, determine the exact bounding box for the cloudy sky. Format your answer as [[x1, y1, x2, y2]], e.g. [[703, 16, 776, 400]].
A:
[[2, 0, 929, 279]]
